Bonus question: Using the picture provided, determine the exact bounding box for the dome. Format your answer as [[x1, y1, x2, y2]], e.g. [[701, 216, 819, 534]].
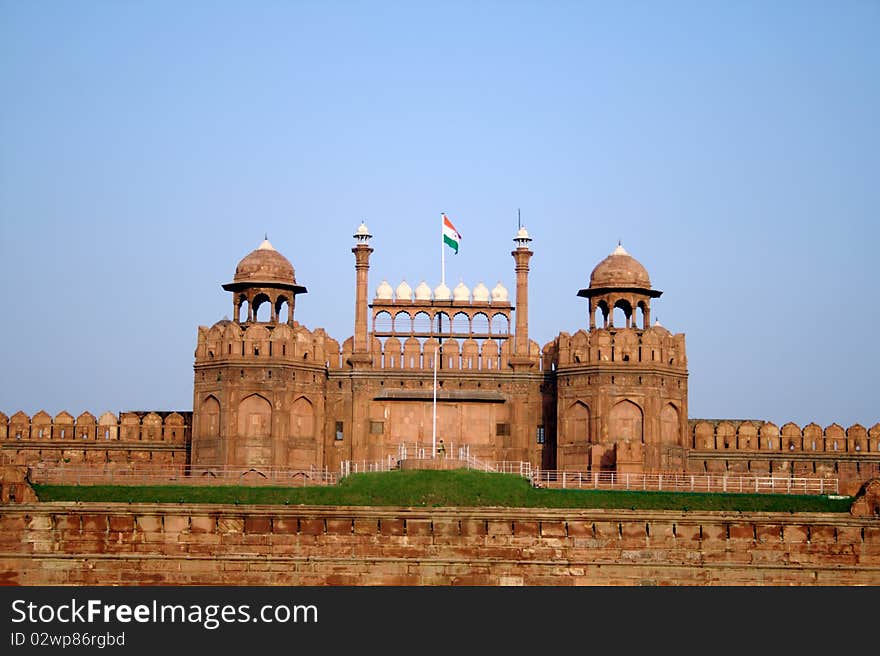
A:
[[472, 282, 490, 303], [376, 280, 393, 300], [589, 244, 651, 289], [491, 282, 509, 303], [453, 281, 470, 302], [396, 280, 413, 301], [434, 282, 452, 301], [233, 239, 297, 285], [414, 281, 432, 301]]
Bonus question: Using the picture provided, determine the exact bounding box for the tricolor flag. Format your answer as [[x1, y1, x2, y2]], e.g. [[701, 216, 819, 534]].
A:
[[442, 213, 462, 254]]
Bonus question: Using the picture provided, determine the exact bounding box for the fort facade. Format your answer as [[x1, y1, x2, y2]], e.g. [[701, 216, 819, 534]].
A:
[[1, 225, 879, 494]]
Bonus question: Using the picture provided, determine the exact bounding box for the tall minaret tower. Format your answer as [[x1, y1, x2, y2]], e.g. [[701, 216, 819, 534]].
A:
[[350, 222, 373, 368], [510, 225, 534, 369]]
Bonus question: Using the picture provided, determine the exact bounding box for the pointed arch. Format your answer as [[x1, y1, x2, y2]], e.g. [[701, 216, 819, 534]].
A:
[[200, 396, 221, 439], [564, 401, 591, 445], [238, 394, 272, 439], [608, 400, 643, 443], [660, 403, 680, 445]]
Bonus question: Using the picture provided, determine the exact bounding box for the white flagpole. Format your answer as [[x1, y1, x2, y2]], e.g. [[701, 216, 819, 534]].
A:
[[432, 341, 438, 459], [441, 213, 446, 287]]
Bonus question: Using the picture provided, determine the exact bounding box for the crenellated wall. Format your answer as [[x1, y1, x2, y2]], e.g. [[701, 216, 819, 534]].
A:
[[2, 503, 878, 585], [0, 411, 191, 469], [687, 419, 880, 494]]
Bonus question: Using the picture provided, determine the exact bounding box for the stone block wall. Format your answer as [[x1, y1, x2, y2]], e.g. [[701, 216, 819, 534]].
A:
[[1, 504, 878, 585]]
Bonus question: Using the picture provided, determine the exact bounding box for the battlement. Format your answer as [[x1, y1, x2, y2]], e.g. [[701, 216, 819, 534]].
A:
[[195, 321, 342, 369], [0, 410, 191, 444], [689, 419, 880, 454], [547, 327, 687, 370]]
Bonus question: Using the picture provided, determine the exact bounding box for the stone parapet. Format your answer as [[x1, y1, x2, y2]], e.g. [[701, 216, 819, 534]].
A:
[[1, 503, 878, 585]]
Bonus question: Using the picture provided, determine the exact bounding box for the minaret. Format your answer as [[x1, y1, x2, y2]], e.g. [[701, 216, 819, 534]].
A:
[[511, 226, 533, 367], [351, 222, 373, 365]]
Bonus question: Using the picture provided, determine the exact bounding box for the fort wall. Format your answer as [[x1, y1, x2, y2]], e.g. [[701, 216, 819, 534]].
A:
[[2, 503, 878, 585]]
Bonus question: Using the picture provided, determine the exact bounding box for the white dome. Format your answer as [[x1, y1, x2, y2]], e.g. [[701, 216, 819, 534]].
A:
[[472, 282, 490, 303], [491, 282, 509, 303], [414, 281, 432, 301], [453, 281, 470, 302], [434, 282, 451, 301], [396, 280, 413, 301], [376, 280, 393, 300]]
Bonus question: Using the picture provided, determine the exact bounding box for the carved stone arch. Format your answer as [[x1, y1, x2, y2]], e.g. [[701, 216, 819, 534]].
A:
[[452, 311, 470, 334], [200, 396, 221, 439], [251, 292, 273, 322], [442, 338, 461, 370], [823, 422, 845, 452], [608, 400, 643, 444], [98, 412, 118, 441], [717, 421, 735, 450], [693, 420, 715, 449], [289, 396, 316, 470], [564, 401, 591, 445], [393, 311, 412, 334], [403, 337, 421, 369], [32, 411, 52, 440], [593, 299, 608, 329], [660, 403, 680, 445], [611, 298, 632, 328], [164, 412, 185, 443], [471, 312, 490, 335], [781, 422, 803, 451], [759, 422, 779, 451], [480, 339, 499, 370], [142, 412, 163, 441], [461, 338, 480, 370], [10, 411, 30, 440], [75, 412, 97, 441], [737, 422, 758, 450], [384, 336, 402, 369], [847, 423, 868, 452], [490, 312, 509, 335], [237, 394, 272, 466], [290, 396, 315, 438], [373, 310, 393, 333], [54, 411, 75, 440]]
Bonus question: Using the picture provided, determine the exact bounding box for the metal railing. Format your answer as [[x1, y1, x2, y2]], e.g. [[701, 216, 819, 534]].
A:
[[530, 470, 839, 495], [30, 463, 339, 487]]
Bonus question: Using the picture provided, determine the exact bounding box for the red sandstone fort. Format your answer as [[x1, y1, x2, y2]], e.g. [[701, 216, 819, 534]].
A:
[[2, 225, 878, 490], [1, 225, 878, 585]]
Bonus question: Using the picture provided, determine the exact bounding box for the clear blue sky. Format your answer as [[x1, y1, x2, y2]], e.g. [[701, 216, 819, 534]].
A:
[[1, 1, 877, 428]]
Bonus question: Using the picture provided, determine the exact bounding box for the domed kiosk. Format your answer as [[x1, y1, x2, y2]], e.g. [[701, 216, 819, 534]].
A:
[[577, 243, 661, 330], [222, 238, 307, 325]]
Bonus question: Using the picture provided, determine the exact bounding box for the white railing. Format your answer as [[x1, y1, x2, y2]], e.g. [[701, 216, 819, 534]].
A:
[[339, 456, 399, 477], [30, 463, 339, 487], [530, 470, 839, 495]]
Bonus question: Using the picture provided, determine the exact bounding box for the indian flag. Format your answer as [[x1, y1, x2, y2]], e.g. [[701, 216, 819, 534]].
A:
[[442, 213, 462, 254]]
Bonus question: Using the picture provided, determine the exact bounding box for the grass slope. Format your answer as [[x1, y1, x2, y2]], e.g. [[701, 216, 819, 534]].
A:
[[33, 469, 853, 512]]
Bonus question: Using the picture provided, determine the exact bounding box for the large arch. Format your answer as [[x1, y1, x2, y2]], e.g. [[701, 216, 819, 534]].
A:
[[660, 403, 680, 445], [238, 394, 272, 439], [289, 396, 316, 470], [200, 396, 221, 439], [565, 401, 591, 445], [608, 400, 643, 443]]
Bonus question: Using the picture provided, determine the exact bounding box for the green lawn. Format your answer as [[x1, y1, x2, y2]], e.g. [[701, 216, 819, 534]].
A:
[[32, 469, 853, 512]]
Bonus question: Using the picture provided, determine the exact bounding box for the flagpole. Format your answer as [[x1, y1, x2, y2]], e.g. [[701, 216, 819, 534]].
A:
[[432, 341, 438, 459], [441, 213, 446, 288]]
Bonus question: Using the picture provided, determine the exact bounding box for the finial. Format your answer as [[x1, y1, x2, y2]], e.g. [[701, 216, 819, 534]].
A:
[[265, 232, 269, 241], [354, 221, 372, 244]]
